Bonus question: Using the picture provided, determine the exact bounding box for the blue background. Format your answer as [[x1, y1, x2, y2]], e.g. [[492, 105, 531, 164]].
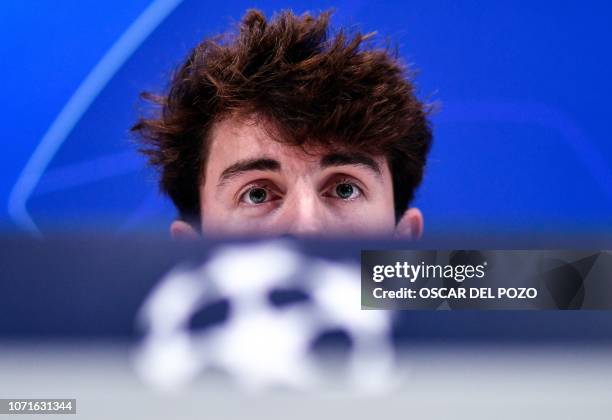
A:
[[2, 0, 611, 237]]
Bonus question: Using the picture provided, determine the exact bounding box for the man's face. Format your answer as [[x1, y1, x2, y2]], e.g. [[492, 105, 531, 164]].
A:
[[172, 115, 422, 238]]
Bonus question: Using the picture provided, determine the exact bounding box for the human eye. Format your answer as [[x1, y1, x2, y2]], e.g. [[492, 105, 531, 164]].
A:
[[238, 183, 280, 206], [324, 178, 364, 201]]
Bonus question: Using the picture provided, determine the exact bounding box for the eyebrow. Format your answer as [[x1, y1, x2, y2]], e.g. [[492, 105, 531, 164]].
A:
[[217, 158, 281, 186], [320, 152, 382, 176]]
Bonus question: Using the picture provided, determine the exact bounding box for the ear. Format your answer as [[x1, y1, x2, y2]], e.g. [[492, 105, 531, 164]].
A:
[[170, 220, 200, 240], [394, 207, 424, 240]]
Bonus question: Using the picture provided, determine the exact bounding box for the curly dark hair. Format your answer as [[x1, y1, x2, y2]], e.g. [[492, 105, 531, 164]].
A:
[[132, 9, 432, 224]]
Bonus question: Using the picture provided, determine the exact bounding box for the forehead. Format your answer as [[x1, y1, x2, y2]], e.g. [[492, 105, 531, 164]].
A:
[[205, 115, 386, 170], [207, 115, 321, 164]]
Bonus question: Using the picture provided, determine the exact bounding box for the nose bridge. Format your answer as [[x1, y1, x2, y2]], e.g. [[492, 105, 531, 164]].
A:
[[283, 180, 324, 235]]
